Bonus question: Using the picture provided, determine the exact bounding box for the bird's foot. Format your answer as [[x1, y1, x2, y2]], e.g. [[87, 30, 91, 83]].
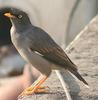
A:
[[18, 85, 49, 98], [35, 85, 50, 93], [18, 75, 48, 98]]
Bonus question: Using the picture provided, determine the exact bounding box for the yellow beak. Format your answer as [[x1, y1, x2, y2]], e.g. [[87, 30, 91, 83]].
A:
[[4, 13, 16, 18]]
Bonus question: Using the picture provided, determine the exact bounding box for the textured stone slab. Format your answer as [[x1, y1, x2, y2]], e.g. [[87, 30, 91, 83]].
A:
[[66, 16, 98, 100]]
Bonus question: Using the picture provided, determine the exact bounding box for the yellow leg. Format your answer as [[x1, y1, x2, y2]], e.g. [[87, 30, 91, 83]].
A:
[[18, 75, 47, 97]]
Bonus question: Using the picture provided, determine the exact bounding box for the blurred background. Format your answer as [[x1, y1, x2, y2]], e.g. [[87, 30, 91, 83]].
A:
[[0, 0, 98, 99]]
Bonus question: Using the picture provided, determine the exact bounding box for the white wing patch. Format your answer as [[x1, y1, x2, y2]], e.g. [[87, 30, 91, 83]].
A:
[[34, 51, 43, 56]]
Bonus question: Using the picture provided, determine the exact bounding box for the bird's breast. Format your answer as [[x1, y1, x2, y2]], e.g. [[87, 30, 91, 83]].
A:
[[10, 26, 29, 50]]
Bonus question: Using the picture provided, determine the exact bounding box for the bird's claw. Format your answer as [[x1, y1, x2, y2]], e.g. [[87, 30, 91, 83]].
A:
[[18, 85, 49, 98]]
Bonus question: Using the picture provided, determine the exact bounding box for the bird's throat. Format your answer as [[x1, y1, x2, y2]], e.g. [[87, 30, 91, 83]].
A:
[[10, 19, 31, 33]]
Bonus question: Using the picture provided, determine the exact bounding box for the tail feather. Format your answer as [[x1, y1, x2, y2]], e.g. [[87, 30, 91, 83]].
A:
[[68, 64, 88, 86]]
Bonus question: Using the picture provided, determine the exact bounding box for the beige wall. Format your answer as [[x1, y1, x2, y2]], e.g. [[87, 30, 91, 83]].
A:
[[66, 0, 97, 45]]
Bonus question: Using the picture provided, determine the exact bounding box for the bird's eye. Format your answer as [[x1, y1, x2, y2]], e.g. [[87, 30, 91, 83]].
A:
[[18, 15, 22, 19]]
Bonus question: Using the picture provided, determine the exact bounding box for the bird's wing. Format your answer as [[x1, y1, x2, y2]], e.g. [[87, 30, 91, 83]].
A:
[[29, 27, 77, 70]]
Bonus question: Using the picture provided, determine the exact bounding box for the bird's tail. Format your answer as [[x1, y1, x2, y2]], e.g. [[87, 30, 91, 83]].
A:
[[68, 64, 89, 87]]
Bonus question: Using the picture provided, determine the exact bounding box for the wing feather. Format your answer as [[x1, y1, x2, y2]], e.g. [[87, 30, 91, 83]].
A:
[[28, 27, 77, 70]]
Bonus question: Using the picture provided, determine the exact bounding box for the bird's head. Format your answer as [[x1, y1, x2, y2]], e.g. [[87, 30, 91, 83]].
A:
[[1, 7, 32, 31]]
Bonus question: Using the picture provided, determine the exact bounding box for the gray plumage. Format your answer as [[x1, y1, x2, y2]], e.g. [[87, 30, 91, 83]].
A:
[[2, 8, 88, 86]]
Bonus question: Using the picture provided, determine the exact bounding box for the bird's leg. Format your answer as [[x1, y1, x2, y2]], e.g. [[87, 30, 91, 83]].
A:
[[30, 74, 49, 92], [18, 75, 48, 97]]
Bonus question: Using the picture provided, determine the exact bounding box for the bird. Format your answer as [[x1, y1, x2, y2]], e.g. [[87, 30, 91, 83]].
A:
[[1, 7, 88, 97]]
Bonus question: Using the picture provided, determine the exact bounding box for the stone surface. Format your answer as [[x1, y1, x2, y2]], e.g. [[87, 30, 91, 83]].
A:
[[66, 16, 98, 100]]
